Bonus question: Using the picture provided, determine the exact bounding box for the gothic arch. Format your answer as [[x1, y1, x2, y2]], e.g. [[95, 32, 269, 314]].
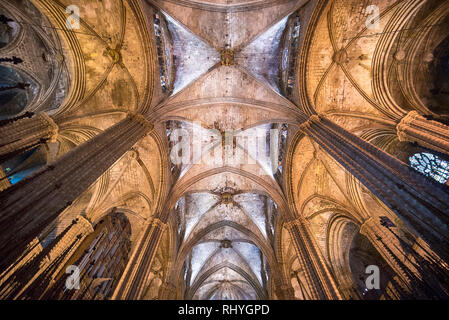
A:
[[187, 261, 266, 300]]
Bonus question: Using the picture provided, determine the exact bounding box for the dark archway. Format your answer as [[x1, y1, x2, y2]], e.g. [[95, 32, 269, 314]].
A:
[[427, 32, 449, 116], [0, 66, 37, 119], [0, 10, 19, 49], [349, 232, 397, 300]]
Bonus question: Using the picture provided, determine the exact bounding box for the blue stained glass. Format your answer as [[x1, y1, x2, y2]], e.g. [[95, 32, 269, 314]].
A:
[[409, 152, 449, 184], [7, 166, 41, 185]]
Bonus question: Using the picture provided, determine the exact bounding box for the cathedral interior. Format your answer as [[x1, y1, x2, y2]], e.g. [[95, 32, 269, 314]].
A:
[[0, 0, 449, 301]]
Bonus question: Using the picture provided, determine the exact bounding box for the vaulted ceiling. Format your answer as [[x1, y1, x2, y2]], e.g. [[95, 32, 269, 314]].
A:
[[144, 0, 304, 299], [5, 0, 447, 301]]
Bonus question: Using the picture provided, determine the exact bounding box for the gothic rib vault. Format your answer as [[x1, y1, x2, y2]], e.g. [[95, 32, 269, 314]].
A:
[[0, 0, 449, 300]]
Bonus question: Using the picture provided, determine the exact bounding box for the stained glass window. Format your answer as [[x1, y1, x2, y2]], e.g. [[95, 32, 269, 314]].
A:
[[1, 147, 44, 186], [285, 17, 300, 96], [409, 152, 449, 184], [153, 13, 170, 93]]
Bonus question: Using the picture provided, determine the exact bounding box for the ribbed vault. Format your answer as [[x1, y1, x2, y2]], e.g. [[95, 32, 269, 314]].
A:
[[1, 0, 449, 302]]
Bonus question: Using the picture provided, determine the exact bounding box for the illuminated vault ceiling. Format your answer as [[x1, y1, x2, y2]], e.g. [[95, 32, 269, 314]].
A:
[[144, 0, 306, 299]]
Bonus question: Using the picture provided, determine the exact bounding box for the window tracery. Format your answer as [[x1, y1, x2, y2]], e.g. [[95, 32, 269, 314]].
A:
[[409, 152, 449, 184], [280, 15, 300, 97], [153, 12, 172, 94]]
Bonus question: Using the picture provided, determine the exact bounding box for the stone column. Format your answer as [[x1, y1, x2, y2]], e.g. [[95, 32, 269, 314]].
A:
[[301, 115, 449, 263], [0, 216, 94, 299], [397, 111, 449, 155], [0, 113, 59, 162], [112, 217, 168, 300], [0, 114, 153, 273], [360, 217, 449, 299], [0, 216, 93, 287], [360, 217, 414, 296], [44, 216, 94, 278], [291, 269, 315, 300], [285, 217, 342, 300]]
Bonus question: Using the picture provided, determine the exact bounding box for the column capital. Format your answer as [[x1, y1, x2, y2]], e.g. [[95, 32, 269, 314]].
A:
[[396, 110, 449, 154], [396, 111, 420, 142], [128, 113, 154, 131], [284, 217, 303, 230], [39, 113, 59, 142], [359, 217, 376, 236], [146, 217, 167, 231], [76, 215, 94, 234], [400, 110, 421, 124], [299, 114, 323, 132], [153, 218, 167, 231]]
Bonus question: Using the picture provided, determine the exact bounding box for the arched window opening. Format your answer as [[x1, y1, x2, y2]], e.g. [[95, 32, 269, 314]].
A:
[[175, 196, 186, 239], [165, 120, 187, 178], [409, 152, 449, 184], [280, 14, 300, 98], [0, 13, 19, 49], [153, 12, 173, 95], [0, 145, 46, 187], [0, 66, 37, 119], [270, 123, 288, 186], [426, 32, 449, 116], [276, 124, 288, 174], [349, 232, 397, 300]]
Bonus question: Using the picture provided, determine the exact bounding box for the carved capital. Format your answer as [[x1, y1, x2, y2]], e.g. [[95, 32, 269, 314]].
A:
[[149, 218, 167, 231], [299, 114, 323, 132], [396, 111, 420, 142], [401, 110, 421, 124], [310, 114, 324, 122], [39, 113, 59, 142], [129, 113, 154, 131], [396, 111, 449, 155], [359, 217, 376, 236], [284, 217, 302, 230], [76, 215, 94, 234]]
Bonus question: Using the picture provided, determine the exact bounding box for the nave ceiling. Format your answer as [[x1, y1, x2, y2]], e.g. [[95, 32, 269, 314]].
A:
[[0, 0, 449, 300]]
